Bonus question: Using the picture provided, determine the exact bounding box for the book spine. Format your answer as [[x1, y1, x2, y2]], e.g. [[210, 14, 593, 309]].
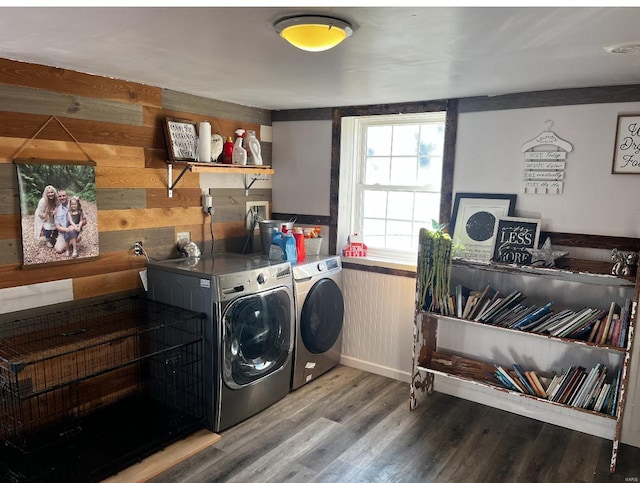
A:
[[549, 366, 576, 402], [597, 301, 617, 345], [494, 365, 524, 393], [510, 302, 554, 330], [512, 364, 536, 396]]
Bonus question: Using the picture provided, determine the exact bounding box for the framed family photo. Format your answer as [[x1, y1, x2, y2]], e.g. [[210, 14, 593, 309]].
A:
[[15, 159, 99, 268], [450, 192, 517, 262]]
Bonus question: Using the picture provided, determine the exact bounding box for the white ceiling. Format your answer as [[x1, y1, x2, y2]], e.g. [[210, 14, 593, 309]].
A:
[[1, 6, 640, 110]]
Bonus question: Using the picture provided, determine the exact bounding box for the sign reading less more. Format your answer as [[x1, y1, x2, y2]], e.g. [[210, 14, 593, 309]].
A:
[[491, 217, 541, 265]]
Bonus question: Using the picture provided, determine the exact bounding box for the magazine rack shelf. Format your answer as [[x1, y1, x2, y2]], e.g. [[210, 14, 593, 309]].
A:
[[410, 257, 640, 473]]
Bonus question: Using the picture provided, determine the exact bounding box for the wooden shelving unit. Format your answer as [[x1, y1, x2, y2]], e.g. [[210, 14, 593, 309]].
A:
[[410, 256, 640, 473]]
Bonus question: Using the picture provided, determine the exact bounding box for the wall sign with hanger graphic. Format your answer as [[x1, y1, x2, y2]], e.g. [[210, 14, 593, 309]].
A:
[[520, 120, 573, 195]]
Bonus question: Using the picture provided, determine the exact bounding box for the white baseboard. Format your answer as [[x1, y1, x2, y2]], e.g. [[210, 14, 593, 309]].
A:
[[340, 355, 411, 383]]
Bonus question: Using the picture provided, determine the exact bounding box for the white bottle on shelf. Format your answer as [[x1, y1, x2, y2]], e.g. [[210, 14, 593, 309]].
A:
[[245, 130, 263, 165], [232, 129, 247, 165]]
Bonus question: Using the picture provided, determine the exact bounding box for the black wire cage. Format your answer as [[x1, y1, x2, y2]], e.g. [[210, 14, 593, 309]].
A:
[[0, 296, 205, 482]]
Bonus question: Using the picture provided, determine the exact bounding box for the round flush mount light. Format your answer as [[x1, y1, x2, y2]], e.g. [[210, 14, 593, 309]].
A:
[[604, 42, 640, 54], [274, 15, 353, 52]]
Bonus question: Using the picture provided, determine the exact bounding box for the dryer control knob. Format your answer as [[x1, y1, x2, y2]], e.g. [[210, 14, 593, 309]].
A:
[[257, 273, 267, 285]]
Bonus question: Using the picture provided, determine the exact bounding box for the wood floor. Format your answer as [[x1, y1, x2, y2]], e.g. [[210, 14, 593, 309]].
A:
[[150, 365, 640, 483]]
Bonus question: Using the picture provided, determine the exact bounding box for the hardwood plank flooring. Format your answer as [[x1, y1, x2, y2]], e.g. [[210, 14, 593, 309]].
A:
[[150, 365, 640, 483]]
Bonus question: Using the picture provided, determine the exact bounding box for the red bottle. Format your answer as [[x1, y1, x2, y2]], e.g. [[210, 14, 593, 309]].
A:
[[294, 231, 306, 262], [222, 136, 234, 164]]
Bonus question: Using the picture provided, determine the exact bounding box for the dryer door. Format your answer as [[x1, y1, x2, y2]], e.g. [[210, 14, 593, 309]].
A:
[[301, 278, 344, 354], [222, 287, 292, 389]]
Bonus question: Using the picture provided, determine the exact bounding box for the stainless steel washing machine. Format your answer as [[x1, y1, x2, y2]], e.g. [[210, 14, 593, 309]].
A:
[[291, 255, 344, 390], [146, 254, 294, 432]]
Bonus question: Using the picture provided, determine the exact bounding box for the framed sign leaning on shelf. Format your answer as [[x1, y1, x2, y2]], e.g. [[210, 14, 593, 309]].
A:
[[164, 118, 197, 162], [450, 192, 517, 262], [612, 114, 640, 174], [491, 217, 541, 265]]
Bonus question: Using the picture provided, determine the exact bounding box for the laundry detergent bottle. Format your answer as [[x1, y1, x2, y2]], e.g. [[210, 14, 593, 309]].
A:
[[294, 229, 306, 263], [222, 136, 234, 164], [232, 129, 247, 165], [245, 130, 263, 165]]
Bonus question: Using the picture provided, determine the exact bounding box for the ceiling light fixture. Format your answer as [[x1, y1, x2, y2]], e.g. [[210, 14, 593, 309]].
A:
[[274, 15, 353, 52]]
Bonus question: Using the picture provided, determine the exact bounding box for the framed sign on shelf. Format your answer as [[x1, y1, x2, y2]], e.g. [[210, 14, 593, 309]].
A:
[[491, 217, 541, 265], [450, 192, 517, 262], [164, 118, 197, 162], [612, 114, 640, 174]]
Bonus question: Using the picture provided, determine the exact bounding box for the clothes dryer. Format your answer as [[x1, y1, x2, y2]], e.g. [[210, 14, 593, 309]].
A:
[[291, 255, 344, 390], [146, 254, 294, 432]]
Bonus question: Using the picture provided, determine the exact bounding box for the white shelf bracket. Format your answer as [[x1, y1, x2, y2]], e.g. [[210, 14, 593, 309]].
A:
[[167, 163, 191, 198], [244, 173, 269, 196]]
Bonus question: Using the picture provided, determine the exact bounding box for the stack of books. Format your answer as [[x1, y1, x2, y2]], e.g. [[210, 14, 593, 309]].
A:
[[492, 362, 622, 415], [449, 284, 631, 347]]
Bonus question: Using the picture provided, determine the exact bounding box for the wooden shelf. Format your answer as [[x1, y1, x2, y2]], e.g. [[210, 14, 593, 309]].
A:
[[416, 352, 617, 421], [166, 161, 274, 197], [452, 257, 635, 287], [419, 311, 628, 355], [172, 161, 274, 175]]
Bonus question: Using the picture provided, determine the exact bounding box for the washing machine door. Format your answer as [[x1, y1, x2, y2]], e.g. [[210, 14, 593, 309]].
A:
[[301, 278, 344, 354], [222, 287, 292, 389]]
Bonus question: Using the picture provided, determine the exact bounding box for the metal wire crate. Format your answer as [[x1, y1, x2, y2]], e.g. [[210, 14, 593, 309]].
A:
[[0, 296, 205, 456]]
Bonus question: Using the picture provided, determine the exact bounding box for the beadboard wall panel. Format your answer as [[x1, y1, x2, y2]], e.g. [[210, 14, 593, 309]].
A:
[[341, 268, 416, 382], [0, 57, 272, 307]]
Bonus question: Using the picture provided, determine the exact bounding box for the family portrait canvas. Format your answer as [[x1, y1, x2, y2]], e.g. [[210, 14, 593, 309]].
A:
[[16, 160, 99, 267]]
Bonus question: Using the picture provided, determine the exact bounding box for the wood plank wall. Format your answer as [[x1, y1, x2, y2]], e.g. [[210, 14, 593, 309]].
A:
[[0, 58, 272, 302]]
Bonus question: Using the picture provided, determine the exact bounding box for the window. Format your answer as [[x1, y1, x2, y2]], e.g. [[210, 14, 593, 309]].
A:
[[338, 112, 446, 263]]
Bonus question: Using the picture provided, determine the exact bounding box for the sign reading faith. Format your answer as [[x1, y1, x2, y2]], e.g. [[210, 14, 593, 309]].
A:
[[612, 115, 640, 174]]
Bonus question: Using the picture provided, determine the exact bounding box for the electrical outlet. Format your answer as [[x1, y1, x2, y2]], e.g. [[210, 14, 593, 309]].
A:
[[133, 241, 144, 256], [246, 201, 269, 230], [177, 231, 190, 242], [202, 193, 213, 214]]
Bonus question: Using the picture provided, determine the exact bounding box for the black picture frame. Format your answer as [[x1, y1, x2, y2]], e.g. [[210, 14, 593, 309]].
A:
[[450, 192, 517, 262], [491, 216, 541, 265]]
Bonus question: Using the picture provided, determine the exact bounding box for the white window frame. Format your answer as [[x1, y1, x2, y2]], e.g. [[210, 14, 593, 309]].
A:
[[338, 111, 446, 265]]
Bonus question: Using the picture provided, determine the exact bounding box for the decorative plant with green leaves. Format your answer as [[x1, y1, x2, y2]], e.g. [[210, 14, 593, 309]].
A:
[[417, 220, 453, 312]]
